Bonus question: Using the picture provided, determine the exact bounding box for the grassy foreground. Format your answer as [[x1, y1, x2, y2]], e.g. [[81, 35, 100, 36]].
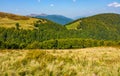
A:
[[0, 47, 120, 76]]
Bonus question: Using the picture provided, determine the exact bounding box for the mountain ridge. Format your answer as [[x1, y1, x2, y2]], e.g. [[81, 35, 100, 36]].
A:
[[28, 13, 73, 25], [66, 13, 120, 29]]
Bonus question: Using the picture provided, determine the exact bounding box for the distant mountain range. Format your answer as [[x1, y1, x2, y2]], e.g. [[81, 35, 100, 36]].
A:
[[27, 14, 73, 25]]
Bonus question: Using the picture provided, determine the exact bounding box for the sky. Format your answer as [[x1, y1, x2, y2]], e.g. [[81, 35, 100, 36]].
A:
[[0, 0, 120, 18]]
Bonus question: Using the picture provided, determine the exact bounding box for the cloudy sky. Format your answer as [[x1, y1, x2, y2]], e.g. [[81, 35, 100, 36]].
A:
[[0, 0, 120, 18]]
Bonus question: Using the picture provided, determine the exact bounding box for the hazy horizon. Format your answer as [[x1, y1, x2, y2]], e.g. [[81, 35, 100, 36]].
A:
[[0, 0, 120, 18]]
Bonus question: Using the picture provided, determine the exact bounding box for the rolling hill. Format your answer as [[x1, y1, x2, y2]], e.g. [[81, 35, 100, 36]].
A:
[[28, 14, 73, 25], [0, 12, 120, 49], [0, 12, 49, 29], [66, 13, 120, 40], [66, 13, 120, 29]]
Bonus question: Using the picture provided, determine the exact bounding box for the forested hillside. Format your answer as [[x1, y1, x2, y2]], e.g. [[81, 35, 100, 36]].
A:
[[0, 12, 120, 49], [66, 13, 120, 40]]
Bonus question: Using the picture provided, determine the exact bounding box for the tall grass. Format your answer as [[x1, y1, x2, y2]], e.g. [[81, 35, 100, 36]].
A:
[[0, 47, 120, 76]]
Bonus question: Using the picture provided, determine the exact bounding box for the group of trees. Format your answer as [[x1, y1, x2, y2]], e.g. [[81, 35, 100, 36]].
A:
[[0, 21, 67, 49], [0, 18, 120, 49], [30, 39, 119, 49]]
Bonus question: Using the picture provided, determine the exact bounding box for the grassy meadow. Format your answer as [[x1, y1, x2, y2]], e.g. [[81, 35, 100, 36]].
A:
[[0, 47, 120, 76], [66, 20, 81, 30], [0, 17, 39, 29]]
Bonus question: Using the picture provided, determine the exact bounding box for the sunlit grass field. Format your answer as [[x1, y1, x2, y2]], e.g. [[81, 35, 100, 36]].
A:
[[0, 47, 120, 76], [0, 17, 38, 29], [66, 20, 81, 30]]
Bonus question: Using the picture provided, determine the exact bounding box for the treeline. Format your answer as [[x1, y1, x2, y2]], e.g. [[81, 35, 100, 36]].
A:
[[0, 38, 119, 49], [31, 38, 120, 49]]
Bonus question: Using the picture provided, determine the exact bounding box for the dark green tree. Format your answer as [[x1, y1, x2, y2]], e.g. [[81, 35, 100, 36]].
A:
[[15, 23, 20, 30]]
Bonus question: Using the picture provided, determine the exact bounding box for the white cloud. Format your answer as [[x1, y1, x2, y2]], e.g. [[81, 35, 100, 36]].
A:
[[50, 4, 54, 7], [108, 2, 120, 8]]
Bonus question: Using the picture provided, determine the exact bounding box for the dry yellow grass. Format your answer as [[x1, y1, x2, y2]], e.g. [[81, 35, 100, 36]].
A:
[[0, 17, 39, 29], [0, 47, 120, 76]]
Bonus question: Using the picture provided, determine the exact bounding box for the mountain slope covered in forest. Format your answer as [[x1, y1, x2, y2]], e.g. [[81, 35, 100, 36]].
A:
[[0, 12, 120, 49], [66, 13, 120, 40]]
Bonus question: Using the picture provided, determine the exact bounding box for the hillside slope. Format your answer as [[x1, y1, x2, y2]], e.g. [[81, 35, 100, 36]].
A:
[[66, 13, 120, 40], [0, 12, 120, 49], [0, 12, 48, 29]]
